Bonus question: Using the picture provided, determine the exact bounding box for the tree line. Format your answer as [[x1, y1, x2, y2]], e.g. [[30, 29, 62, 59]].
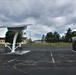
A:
[[42, 28, 76, 43], [5, 28, 76, 44]]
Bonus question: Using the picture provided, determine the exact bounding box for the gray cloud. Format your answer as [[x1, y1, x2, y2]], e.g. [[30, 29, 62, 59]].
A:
[[0, 0, 76, 40]]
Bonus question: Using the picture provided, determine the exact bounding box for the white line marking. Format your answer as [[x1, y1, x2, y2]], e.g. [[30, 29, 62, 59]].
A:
[[8, 60, 14, 62], [50, 51, 55, 64], [8, 57, 18, 63], [58, 54, 73, 63]]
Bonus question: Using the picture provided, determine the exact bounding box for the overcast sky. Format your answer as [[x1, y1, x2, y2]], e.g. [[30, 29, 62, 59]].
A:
[[0, 0, 76, 40]]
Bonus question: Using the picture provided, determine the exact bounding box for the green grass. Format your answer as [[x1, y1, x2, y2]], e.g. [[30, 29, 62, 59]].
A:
[[31, 43, 51, 46], [29, 43, 72, 46]]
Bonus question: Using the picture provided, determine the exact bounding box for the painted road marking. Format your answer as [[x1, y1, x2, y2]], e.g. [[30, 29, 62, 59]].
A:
[[58, 54, 74, 62], [8, 60, 14, 62], [50, 51, 55, 65], [8, 57, 18, 63]]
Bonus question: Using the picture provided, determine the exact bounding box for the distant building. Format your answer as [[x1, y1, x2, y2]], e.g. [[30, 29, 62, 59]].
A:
[[34, 40, 45, 43], [20, 37, 29, 44], [0, 38, 5, 44], [0, 37, 28, 44]]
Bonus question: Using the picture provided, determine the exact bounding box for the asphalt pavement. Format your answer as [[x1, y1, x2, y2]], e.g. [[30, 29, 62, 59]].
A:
[[0, 45, 76, 75]]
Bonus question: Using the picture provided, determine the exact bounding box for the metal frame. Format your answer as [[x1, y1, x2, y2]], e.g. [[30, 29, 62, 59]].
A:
[[0, 24, 31, 55], [5, 32, 20, 53]]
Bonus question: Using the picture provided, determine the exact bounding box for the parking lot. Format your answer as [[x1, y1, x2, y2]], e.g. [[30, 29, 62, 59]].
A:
[[0, 45, 76, 75]]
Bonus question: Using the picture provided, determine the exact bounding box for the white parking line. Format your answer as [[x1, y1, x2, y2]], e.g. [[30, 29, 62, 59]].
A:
[[58, 54, 73, 63], [8, 59, 14, 63], [50, 51, 55, 65], [8, 57, 18, 63]]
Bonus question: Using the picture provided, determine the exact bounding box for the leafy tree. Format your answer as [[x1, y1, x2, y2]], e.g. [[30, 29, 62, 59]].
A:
[[5, 31, 22, 44], [46, 32, 54, 43], [45, 31, 60, 43], [54, 31, 60, 42], [72, 31, 76, 37]]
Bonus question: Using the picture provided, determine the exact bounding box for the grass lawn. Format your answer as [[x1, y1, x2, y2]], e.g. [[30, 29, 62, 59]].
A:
[[29, 43, 72, 46]]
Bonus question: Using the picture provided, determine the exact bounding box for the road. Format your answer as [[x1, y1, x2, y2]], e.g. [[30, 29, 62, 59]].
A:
[[0, 45, 76, 75]]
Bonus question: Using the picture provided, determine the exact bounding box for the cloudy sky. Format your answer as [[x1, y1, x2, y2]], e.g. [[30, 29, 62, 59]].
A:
[[0, 0, 76, 40]]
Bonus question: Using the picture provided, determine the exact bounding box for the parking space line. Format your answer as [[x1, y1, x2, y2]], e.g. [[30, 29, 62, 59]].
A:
[[58, 54, 73, 62], [50, 51, 55, 65], [8, 59, 14, 62], [8, 57, 18, 63]]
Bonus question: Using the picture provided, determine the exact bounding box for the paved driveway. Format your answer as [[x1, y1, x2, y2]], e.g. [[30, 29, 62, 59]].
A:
[[0, 46, 76, 75]]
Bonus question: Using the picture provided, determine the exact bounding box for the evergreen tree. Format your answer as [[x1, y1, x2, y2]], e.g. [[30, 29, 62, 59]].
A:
[[60, 36, 65, 42], [64, 28, 72, 42]]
